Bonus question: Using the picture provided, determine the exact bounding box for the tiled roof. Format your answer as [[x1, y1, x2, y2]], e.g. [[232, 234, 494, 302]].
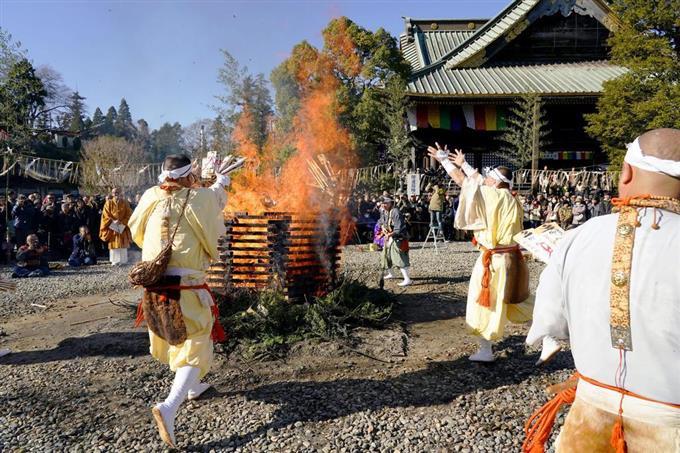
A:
[[440, 0, 541, 70], [407, 61, 627, 97]]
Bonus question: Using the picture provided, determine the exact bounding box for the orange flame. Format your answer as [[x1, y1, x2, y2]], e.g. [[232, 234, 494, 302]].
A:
[[227, 30, 357, 240]]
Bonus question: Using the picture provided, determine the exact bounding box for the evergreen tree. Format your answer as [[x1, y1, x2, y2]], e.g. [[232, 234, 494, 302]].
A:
[[215, 50, 273, 151], [81, 117, 93, 140], [381, 77, 413, 166], [499, 93, 551, 186], [0, 28, 26, 81], [114, 98, 135, 138], [210, 115, 233, 155], [136, 119, 152, 159], [103, 106, 117, 136], [586, 0, 680, 166], [91, 107, 104, 134], [65, 91, 86, 132], [270, 60, 300, 135], [151, 122, 185, 161], [0, 59, 47, 151]]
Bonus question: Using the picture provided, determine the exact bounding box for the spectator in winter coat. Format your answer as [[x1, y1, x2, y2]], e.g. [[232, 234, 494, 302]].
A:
[[601, 193, 613, 215], [558, 201, 573, 230], [12, 195, 38, 247], [590, 198, 607, 217], [426, 183, 445, 233], [68, 226, 98, 267], [12, 234, 49, 278], [571, 196, 589, 227]]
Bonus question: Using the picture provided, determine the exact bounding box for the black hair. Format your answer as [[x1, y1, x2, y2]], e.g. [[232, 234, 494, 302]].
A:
[[163, 154, 192, 171]]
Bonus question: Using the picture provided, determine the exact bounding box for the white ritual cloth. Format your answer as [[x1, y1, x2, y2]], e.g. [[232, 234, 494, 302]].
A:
[[527, 210, 680, 404], [625, 137, 680, 178], [109, 248, 128, 265]]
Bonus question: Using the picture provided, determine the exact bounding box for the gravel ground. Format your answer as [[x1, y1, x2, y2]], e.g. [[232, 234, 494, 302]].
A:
[[0, 250, 140, 322], [0, 242, 574, 452]]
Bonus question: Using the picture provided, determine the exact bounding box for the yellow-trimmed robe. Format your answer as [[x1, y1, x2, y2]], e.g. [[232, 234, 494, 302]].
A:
[[455, 175, 533, 341], [128, 185, 226, 378], [99, 198, 133, 250]]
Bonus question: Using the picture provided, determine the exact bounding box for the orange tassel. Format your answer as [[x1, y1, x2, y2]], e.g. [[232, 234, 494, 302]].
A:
[[523, 374, 578, 453], [477, 249, 492, 307], [133, 299, 145, 328], [610, 420, 627, 453], [478, 287, 491, 308]]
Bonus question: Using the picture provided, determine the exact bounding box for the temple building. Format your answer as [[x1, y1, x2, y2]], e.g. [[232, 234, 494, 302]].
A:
[[400, 0, 626, 170]]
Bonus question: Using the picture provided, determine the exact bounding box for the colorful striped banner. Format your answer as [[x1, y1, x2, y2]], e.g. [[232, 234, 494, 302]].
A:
[[411, 105, 508, 132]]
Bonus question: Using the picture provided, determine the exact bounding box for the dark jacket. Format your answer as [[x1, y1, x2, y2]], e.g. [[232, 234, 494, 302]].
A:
[[70, 233, 97, 261], [16, 245, 49, 270], [379, 207, 408, 240], [12, 203, 38, 231]]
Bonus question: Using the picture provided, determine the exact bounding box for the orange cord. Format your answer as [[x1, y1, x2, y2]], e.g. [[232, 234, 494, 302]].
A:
[[523, 371, 680, 453]]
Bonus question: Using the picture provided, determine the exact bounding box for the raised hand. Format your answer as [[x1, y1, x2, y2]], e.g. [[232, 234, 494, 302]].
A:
[[426, 142, 449, 163], [451, 149, 466, 167]]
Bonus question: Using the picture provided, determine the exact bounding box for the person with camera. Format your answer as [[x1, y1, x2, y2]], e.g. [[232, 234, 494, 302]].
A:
[[12, 234, 49, 278]]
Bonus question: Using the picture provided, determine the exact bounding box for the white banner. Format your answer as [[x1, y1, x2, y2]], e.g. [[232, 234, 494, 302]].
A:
[[406, 173, 421, 196]]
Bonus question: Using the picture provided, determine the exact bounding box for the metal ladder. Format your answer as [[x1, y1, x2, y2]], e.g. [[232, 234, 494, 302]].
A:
[[421, 225, 443, 252]]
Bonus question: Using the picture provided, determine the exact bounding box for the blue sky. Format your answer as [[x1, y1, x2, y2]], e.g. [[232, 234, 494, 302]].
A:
[[1, 0, 508, 129]]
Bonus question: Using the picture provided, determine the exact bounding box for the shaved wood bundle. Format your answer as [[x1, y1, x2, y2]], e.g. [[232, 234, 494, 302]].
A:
[[306, 154, 357, 206]]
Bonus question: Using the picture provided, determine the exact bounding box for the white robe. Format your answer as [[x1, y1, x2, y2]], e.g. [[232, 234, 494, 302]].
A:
[[527, 209, 680, 405]]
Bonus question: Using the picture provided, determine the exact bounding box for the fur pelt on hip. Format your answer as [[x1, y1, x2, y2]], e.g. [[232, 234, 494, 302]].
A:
[[557, 398, 680, 452], [142, 275, 187, 346]]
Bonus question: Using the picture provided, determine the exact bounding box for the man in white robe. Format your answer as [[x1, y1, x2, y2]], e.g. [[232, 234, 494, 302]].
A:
[[524, 128, 680, 452]]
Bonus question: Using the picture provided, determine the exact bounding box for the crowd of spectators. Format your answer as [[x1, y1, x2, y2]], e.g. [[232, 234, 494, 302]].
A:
[[349, 173, 616, 245], [349, 185, 461, 244], [519, 181, 614, 230], [0, 190, 141, 271]]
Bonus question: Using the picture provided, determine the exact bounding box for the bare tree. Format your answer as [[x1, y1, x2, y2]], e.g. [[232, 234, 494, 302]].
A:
[[80, 136, 149, 194], [182, 118, 214, 159]]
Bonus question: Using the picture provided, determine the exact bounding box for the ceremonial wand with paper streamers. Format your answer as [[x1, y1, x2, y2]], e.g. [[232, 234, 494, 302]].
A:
[[306, 154, 357, 205], [195, 152, 247, 183]]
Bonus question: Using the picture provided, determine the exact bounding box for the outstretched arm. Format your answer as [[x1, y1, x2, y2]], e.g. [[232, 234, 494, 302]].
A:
[[426, 143, 476, 188]]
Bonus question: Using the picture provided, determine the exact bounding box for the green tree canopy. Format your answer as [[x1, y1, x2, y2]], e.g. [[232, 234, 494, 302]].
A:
[[499, 93, 551, 170], [91, 107, 104, 129], [215, 50, 273, 151], [103, 106, 117, 136], [586, 0, 680, 166], [271, 17, 411, 166], [151, 122, 185, 161], [0, 28, 26, 81], [114, 98, 135, 138], [0, 58, 47, 151], [135, 118, 152, 159], [65, 91, 86, 132]]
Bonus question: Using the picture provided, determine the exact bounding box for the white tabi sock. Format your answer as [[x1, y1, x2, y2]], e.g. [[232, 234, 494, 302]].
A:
[[536, 336, 562, 366], [384, 269, 395, 279], [187, 379, 211, 401], [398, 267, 412, 286], [153, 366, 200, 447], [469, 338, 495, 362]]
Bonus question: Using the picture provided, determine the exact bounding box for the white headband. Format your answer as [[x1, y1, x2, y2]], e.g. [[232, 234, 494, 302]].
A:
[[488, 167, 513, 189], [158, 163, 193, 183], [624, 137, 680, 178]]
